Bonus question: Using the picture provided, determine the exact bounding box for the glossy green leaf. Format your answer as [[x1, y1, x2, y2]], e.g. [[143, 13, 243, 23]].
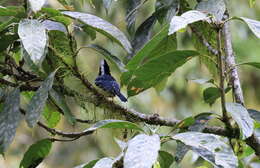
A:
[[18, 19, 48, 65], [0, 88, 21, 153], [85, 120, 143, 132], [74, 159, 99, 168], [196, 0, 226, 22], [125, 25, 169, 70], [169, 10, 208, 35], [226, 103, 254, 139], [87, 44, 126, 72], [239, 17, 260, 38], [20, 139, 52, 168], [158, 151, 174, 168], [173, 132, 238, 168], [62, 11, 132, 53], [124, 134, 160, 168], [28, 0, 46, 13], [127, 50, 199, 96], [49, 89, 76, 125], [42, 104, 61, 128], [25, 71, 56, 127]]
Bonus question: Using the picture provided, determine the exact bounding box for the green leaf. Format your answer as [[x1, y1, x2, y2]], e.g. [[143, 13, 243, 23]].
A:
[[196, 0, 226, 22], [0, 88, 21, 153], [62, 11, 132, 53], [241, 62, 260, 69], [176, 116, 195, 129], [158, 151, 174, 168], [85, 120, 143, 132], [125, 25, 169, 70], [40, 8, 62, 17], [0, 17, 20, 33], [127, 50, 198, 96], [19, 139, 52, 168], [28, 0, 46, 13], [0, 34, 19, 52], [0, 6, 25, 17], [248, 109, 260, 122], [49, 89, 76, 125], [93, 158, 113, 168], [74, 159, 99, 168], [203, 87, 231, 105], [25, 71, 56, 127], [42, 20, 67, 33], [175, 141, 189, 163], [203, 87, 221, 105], [42, 104, 61, 128], [82, 25, 96, 40], [169, 10, 208, 35], [189, 113, 213, 132], [87, 44, 126, 72], [48, 30, 75, 67], [131, 15, 157, 54], [18, 19, 48, 65], [173, 132, 238, 168], [124, 134, 160, 168], [239, 17, 260, 38], [155, 0, 179, 24], [226, 103, 254, 139], [192, 22, 218, 76], [125, 0, 141, 35], [175, 113, 213, 163]]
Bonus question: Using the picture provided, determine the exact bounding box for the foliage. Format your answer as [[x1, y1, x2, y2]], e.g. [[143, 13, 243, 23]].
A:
[[0, 0, 260, 168]]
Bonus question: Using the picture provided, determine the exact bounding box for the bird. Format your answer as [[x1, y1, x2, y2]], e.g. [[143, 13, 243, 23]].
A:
[[95, 59, 127, 102]]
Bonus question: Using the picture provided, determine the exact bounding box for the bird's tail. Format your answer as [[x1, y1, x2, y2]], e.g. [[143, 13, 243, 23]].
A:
[[116, 92, 127, 102]]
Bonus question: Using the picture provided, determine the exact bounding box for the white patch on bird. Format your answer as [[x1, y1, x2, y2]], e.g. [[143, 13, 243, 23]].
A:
[[100, 60, 106, 75]]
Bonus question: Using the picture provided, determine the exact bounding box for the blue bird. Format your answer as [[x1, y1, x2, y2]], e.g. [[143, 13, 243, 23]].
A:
[[95, 59, 127, 102]]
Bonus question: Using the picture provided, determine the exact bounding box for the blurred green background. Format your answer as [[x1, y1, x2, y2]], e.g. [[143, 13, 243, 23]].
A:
[[0, 0, 260, 167]]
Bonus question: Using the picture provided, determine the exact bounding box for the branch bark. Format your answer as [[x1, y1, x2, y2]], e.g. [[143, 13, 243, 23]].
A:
[[223, 21, 260, 156]]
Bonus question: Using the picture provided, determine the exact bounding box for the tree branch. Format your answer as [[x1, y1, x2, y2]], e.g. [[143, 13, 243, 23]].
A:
[[223, 21, 260, 157]]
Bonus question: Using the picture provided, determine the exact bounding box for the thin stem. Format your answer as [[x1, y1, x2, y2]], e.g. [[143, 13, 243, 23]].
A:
[[217, 28, 230, 126]]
